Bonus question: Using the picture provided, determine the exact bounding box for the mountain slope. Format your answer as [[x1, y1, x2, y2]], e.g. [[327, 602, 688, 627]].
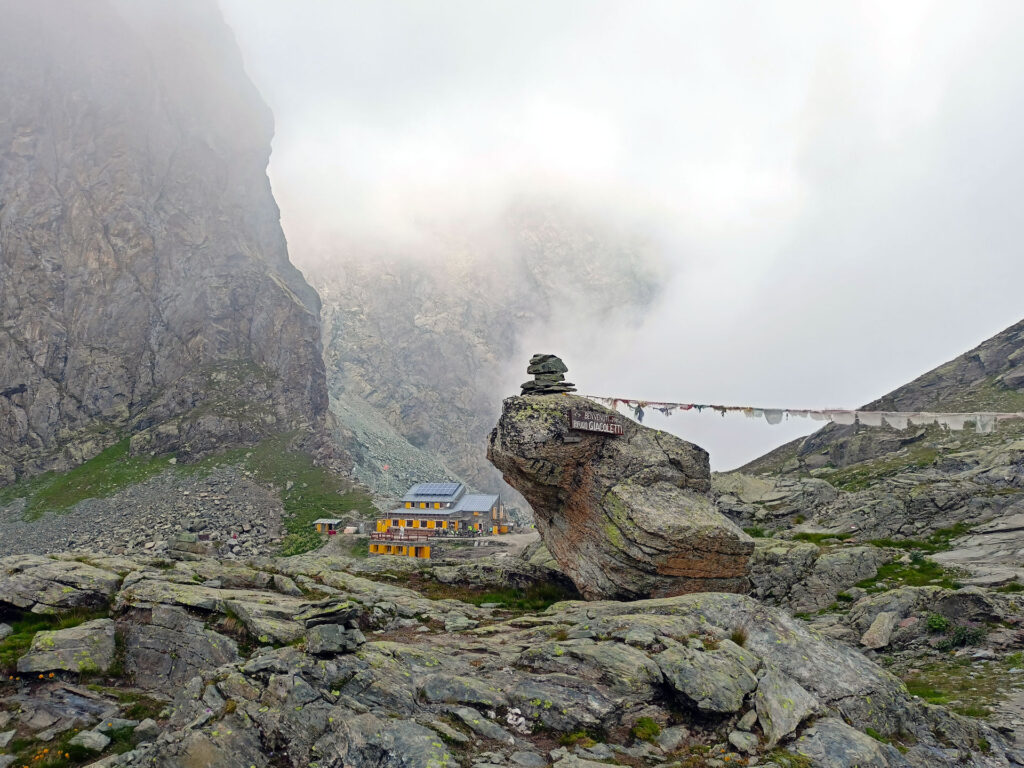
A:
[[0, 0, 329, 485], [721, 317, 1024, 584], [743, 317, 1024, 474]]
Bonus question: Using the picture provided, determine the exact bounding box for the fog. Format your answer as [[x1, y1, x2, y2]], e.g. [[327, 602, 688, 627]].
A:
[[221, 0, 1024, 470]]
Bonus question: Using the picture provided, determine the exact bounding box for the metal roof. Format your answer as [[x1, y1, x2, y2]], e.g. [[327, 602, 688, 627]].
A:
[[312, 518, 342, 525], [400, 482, 465, 503], [454, 494, 500, 513]]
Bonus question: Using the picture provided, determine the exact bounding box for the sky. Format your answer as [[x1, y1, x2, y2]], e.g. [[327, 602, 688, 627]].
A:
[[221, 0, 1024, 470]]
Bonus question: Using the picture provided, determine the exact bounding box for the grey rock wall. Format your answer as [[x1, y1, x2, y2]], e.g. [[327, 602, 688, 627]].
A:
[[0, 0, 329, 485]]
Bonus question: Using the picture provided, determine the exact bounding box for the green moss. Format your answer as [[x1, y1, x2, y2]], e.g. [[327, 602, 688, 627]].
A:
[[867, 523, 973, 554], [766, 751, 813, 768], [791, 531, 853, 544], [855, 554, 962, 592], [631, 716, 661, 743], [995, 581, 1024, 593], [559, 731, 597, 748], [419, 581, 579, 614]]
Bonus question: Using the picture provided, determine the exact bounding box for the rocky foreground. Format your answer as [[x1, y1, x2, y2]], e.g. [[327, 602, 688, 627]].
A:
[[1, 549, 1021, 768]]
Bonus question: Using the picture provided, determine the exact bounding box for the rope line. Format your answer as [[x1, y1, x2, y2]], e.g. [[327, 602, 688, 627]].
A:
[[581, 394, 1024, 434]]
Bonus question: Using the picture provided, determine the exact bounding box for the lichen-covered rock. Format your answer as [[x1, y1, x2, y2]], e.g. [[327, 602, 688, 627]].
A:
[[789, 717, 912, 767], [487, 394, 754, 599], [418, 674, 507, 708], [1, 549, 1018, 768], [67, 729, 111, 753], [754, 668, 821, 748], [655, 640, 760, 713], [17, 618, 116, 674], [0, 555, 121, 613], [748, 539, 891, 613], [509, 675, 615, 732], [431, 560, 577, 594], [860, 611, 899, 650], [306, 624, 365, 655], [121, 604, 239, 690]]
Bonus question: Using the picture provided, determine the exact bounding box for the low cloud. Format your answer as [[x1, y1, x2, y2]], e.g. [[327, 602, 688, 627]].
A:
[[223, 0, 1024, 469]]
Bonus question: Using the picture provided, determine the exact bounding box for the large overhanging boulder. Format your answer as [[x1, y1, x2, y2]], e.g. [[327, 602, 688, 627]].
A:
[[487, 394, 754, 599]]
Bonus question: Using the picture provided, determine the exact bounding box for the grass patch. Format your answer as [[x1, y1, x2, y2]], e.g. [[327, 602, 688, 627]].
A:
[[791, 531, 853, 544], [5, 439, 170, 520], [995, 581, 1024, 593], [2, 431, 375, 558], [238, 435, 377, 557], [86, 687, 164, 720], [419, 581, 579, 614], [902, 653, 1024, 718], [819, 443, 940, 493], [867, 523, 973, 554], [729, 627, 748, 647], [934, 624, 986, 651], [856, 553, 962, 593], [743, 526, 769, 538]]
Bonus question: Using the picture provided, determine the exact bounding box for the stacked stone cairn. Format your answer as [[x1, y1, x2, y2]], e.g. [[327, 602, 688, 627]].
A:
[[520, 353, 577, 394]]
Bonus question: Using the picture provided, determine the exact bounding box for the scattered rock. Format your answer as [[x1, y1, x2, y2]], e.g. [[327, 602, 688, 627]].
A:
[[860, 611, 899, 650], [68, 729, 111, 752], [134, 718, 160, 742], [728, 729, 759, 754], [754, 668, 821, 748]]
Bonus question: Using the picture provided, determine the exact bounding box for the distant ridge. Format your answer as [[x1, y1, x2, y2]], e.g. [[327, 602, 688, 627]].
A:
[[742, 317, 1024, 474]]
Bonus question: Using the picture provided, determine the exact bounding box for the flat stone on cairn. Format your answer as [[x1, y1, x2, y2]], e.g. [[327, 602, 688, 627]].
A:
[[520, 354, 576, 394]]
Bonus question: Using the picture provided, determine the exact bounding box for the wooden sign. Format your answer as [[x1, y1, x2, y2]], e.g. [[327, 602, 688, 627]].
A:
[[570, 409, 624, 436]]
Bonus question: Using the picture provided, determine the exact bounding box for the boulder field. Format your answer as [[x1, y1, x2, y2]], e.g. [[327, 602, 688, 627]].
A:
[[0, 551, 1018, 768], [488, 394, 754, 600]]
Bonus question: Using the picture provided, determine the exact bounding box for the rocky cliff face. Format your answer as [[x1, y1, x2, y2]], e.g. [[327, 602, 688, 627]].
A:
[[310, 202, 665, 500], [0, 0, 328, 485]]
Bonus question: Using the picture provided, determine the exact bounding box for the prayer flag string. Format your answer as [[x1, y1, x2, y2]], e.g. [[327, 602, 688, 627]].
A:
[[580, 395, 1024, 435]]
